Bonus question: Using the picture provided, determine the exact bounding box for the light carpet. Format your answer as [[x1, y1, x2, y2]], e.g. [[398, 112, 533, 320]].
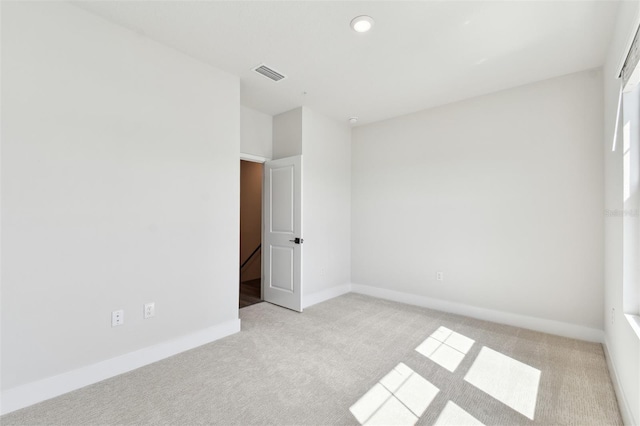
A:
[[1, 293, 622, 425]]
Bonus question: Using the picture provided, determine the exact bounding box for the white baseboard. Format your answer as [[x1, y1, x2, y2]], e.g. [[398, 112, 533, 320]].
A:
[[303, 283, 352, 309], [0, 319, 241, 416], [351, 283, 604, 343], [603, 339, 637, 426]]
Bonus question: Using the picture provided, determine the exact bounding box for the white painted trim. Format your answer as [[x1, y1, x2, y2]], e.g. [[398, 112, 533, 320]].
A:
[[603, 339, 637, 426], [615, 8, 640, 79], [302, 283, 352, 309], [0, 319, 241, 415], [350, 284, 604, 343], [612, 84, 623, 152], [240, 153, 269, 163], [625, 314, 640, 340]]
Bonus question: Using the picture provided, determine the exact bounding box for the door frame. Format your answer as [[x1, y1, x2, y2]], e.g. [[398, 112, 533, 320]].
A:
[[240, 153, 303, 312], [240, 153, 270, 164]]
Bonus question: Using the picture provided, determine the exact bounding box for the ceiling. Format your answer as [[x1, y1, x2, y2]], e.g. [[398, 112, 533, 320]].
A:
[[73, 1, 620, 126]]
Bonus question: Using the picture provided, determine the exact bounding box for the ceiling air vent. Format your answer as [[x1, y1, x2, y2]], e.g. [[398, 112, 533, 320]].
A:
[[253, 64, 286, 82]]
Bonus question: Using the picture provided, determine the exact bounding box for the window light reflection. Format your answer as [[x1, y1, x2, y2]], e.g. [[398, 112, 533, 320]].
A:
[[434, 400, 485, 426], [464, 346, 541, 420], [415, 326, 475, 372], [349, 363, 439, 425]]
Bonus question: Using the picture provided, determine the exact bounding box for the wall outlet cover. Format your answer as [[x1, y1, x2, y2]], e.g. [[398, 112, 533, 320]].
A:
[[112, 309, 124, 327], [144, 302, 155, 319]]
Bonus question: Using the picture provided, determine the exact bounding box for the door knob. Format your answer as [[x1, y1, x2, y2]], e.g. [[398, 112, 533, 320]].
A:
[[289, 238, 304, 244]]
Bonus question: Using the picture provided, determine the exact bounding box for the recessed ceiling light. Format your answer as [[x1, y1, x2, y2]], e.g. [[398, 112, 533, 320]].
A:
[[350, 15, 374, 33], [349, 117, 358, 124]]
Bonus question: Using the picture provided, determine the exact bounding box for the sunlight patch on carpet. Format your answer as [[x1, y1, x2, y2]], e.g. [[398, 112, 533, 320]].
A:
[[434, 401, 485, 426], [415, 326, 475, 372], [350, 362, 439, 425], [464, 346, 540, 420]]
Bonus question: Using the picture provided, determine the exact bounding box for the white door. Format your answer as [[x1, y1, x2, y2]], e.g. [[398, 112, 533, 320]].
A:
[[263, 155, 303, 312]]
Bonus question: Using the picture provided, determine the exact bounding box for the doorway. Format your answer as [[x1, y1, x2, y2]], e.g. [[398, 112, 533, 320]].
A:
[[239, 159, 263, 308]]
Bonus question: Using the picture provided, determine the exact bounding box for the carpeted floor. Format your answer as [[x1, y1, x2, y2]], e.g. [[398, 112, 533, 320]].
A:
[[1, 293, 622, 425]]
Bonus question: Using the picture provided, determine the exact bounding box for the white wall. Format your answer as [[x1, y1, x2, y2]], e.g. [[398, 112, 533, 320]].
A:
[[603, 1, 640, 424], [301, 108, 351, 301], [1, 0, 240, 399], [241, 106, 272, 159], [352, 70, 604, 332], [272, 108, 302, 159]]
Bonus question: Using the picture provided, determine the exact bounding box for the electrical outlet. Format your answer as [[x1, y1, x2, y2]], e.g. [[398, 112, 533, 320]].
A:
[[436, 271, 444, 281], [144, 302, 155, 319], [611, 307, 615, 324], [112, 309, 124, 327]]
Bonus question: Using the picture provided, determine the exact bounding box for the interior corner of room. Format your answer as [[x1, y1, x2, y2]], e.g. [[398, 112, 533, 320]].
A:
[[1, 1, 640, 424]]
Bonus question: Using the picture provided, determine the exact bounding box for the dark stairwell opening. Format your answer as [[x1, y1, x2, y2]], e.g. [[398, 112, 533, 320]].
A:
[[239, 160, 263, 308]]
